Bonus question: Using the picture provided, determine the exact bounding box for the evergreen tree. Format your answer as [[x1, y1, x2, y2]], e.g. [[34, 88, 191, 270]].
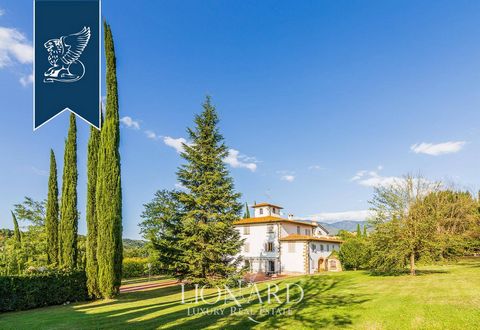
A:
[[176, 96, 243, 285], [243, 202, 251, 218], [12, 211, 21, 244], [363, 225, 367, 237], [59, 113, 78, 269], [45, 149, 59, 265], [356, 223, 361, 237], [96, 22, 123, 298], [86, 125, 101, 298]]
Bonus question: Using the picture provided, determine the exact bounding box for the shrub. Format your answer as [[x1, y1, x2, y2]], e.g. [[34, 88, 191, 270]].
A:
[[122, 257, 148, 278], [0, 270, 87, 312]]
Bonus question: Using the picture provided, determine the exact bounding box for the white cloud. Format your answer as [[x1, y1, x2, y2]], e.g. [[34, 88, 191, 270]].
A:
[[120, 116, 140, 130], [0, 9, 5, 17], [301, 210, 373, 223], [281, 175, 295, 182], [145, 130, 159, 140], [410, 141, 466, 156], [351, 169, 401, 187], [0, 27, 33, 68], [19, 73, 33, 86], [163, 136, 188, 153], [308, 165, 324, 170], [224, 149, 257, 172], [30, 166, 48, 177]]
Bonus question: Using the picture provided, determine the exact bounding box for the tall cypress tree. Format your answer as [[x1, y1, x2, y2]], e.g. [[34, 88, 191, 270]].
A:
[[356, 223, 362, 237], [45, 149, 59, 265], [86, 125, 101, 298], [12, 211, 21, 244], [243, 202, 250, 218], [96, 22, 123, 298], [176, 96, 243, 284], [59, 113, 78, 269]]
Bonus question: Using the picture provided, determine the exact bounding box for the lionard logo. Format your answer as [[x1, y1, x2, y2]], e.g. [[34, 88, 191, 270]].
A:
[[43, 26, 91, 83]]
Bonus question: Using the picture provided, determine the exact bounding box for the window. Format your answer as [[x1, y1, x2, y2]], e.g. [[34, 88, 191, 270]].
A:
[[327, 245, 330, 252], [244, 260, 251, 272], [320, 244, 324, 252], [329, 260, 337, 270], [243, 226, 250, 235], [288, 242, 296, 253], [244, 242, 250, 253], [268, 260, 275, 272], [272, 207, 276, 214], [266, 242, 274, 252], [311, 244, 316, 252], [304, 228, 311, 236], [297, 226, 300, 234], [267, 225, 274, 233]]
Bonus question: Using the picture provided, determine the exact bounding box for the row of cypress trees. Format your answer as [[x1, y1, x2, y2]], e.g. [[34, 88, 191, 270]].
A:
[[43, 21, 122, 299]]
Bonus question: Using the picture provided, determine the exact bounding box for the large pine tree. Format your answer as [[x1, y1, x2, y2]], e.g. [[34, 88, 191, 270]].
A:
[[86, 125, 101, 298], [96, 22, 123, 298], [59, 113, 78, 269], [45, 149, 59, 265], [176, 96, 243, 284]]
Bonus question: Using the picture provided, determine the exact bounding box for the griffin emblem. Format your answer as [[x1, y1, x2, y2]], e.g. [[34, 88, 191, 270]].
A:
[[43, 26, 91, 83]]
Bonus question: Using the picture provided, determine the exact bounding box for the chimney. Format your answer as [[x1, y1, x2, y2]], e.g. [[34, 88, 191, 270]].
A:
[[288, 214, 294, 220]]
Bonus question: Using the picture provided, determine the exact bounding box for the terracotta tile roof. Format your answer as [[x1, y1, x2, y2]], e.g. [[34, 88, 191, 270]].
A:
[[252, 203, 283, 209], [279, 234, 343, 243], [234, 216, 317, 227]]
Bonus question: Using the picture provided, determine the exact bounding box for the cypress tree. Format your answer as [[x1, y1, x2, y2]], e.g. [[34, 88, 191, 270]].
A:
[[356, 223, 361, 237], [12, 211, 21, 244], [96, 21, 123, 298], [59, 113, 78, 269], [176, 96, 243, 284], [86, 125, 101, 298], [363, 225, 367, 237], [243, 202, 251, 218], [45, 149, 59, 265]]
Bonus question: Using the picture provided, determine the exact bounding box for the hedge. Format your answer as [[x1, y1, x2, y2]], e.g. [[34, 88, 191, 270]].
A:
[[123, 257, 148, 278], [0, 270, 88, 312]]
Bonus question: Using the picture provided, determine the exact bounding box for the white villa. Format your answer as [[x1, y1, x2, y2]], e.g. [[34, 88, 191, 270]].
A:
[[234, 203, 343, 275]]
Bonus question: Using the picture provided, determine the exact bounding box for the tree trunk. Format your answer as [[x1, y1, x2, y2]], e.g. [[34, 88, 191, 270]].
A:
[[410, 252, 416, 276]]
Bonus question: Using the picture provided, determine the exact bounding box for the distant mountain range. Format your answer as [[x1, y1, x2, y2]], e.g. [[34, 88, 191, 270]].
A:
[[317, 220, 368, 235]]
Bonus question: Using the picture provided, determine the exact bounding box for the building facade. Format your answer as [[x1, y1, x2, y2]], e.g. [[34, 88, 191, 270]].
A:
[[234, 203, 343, 275]]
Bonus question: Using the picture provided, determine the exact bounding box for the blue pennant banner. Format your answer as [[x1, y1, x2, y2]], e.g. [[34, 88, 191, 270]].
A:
[[34, 0, 101, 130]]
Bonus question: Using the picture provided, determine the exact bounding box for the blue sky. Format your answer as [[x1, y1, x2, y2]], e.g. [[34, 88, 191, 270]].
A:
[[1, 1, 479, 239]]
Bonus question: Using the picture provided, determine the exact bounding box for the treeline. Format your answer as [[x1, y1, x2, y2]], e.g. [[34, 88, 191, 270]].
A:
[[0, 22, 123, 300], [339, 175, 480, 275]]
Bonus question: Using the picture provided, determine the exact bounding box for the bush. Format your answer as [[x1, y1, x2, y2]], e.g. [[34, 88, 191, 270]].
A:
[[122, 257, 148, 278], [0, 270, 87, 312]]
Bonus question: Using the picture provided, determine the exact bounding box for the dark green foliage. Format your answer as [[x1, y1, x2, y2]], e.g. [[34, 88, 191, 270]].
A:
[[0, 270, 87, 311], [11, 212, 21, 244], [96, 21, 123, 298], [59, 113, 78, 269], [140, 189, 185, 276], [45, 150, 59, 265], [86, 125, 100, 298], [338, 237, 368, 271], [176, 96, 243, 284], [243, 202, 250, 218], [356, 223, 361, 237], [363, 225, 367, 237]]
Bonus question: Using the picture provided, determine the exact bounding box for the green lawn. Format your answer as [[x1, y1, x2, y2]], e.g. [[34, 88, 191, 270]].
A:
[[1, 258, 479, 330]]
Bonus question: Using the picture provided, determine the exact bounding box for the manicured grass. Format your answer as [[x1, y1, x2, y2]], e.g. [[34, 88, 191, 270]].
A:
[[1, 258, 479, 329], [121, 275, 173, 287]]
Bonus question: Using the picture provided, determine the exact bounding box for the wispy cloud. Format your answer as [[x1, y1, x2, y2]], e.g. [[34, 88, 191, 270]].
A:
[[19, 73, 33, 86], [300, 210, 373, 223], [277, 170, 295, 182], [145, 130, 159, 140], [308, 165, 324, 171], [0, 27, 33, 68], [410, 141, 466, 156], [120, 116, 140, 130], [351, 169, 400, 187], [0, 9, 5, 17], [163, 136, 188, 153], [30, 166, 48, 177], [224, 149, 257, 172]]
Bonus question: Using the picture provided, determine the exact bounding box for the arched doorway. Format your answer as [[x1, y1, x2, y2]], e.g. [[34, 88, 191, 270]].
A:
[[317, 258, 324, 271]]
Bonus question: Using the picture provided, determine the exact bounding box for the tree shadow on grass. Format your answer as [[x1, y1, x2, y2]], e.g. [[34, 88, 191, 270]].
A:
[[71, 275, 370, 329]]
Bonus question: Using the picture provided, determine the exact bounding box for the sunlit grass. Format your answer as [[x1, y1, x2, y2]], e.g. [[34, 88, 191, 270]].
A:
[[1, 258, 479, 329]]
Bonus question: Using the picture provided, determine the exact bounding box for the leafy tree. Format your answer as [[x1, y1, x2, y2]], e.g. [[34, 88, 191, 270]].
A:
[[96, 22, 123, 298], [175, 96, 243, 284], [243, 202, 251, 218], [86, 125, 101, 298], [14, 197, 46, 226], [139, 189, 186, 276], [45, 149, 59, 265], [339, 237, 368, 270], [59, 113, 78, 269]]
